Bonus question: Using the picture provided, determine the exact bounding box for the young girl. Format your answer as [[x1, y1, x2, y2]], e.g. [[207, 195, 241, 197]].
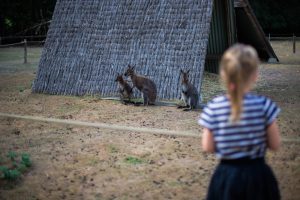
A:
[[199, 44, 281, 200]]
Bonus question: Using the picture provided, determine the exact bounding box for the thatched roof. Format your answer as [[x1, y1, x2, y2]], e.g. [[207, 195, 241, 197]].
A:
[[32, 0, 213, 99]]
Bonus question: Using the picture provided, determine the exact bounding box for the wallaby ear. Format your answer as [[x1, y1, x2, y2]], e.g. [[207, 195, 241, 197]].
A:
[[187, 69, 190, 74], [131, 65, 135, 70], [180, 69, 184, 74]]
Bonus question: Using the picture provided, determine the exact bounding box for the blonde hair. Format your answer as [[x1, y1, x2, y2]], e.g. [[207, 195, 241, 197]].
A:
[[220, 44, 259, 122]]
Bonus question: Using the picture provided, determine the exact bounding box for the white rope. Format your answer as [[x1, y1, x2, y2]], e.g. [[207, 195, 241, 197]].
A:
[[0, 42, 24, 48], [0, 112, 199, 138], [0, 112, 299, 142]]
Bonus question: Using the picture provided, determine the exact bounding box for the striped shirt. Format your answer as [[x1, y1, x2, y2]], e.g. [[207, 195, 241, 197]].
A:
[[198, 93, 280, 159]]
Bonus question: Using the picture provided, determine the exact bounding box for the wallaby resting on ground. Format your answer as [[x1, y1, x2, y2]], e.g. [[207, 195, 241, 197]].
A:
[[115, 73, 133, 105], [124, 65, 157, 106], [178, 69, 199, 111]]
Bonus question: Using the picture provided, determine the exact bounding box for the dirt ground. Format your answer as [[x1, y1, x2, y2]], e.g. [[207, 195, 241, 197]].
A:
[[0, 41, 299, 200]]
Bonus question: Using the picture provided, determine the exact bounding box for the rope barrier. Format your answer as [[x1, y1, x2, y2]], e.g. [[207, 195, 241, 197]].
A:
[[0, 40, 45, 47], [0, 41, 25, 48], [1, 35, 46, 39], [0, 112, 199, 138], [0, 112, 299, 143]]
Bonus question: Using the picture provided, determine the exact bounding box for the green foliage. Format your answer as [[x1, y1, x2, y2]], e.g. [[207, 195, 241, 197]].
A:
[[17, 85, 25, 92], [13, 161, 18, 167], [0, 152, 32, 181], [7, 169, 21, 180], [124, 156, 144, 165], [4, 18, 13, 27], [0, 166, 8, 178], [17, 163, 27, 173], [7, 151, 18, 161], [21, 153, 32, 167], [0, 167, 21, 180]]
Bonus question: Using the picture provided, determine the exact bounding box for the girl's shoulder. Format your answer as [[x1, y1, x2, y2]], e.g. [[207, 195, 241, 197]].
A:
[[244, 93, 277, 107], [244, 92, 267, 100], [206, 94, 229, 109], [207, 94, 228, 104], [206, 93, 276, 110], [245, 93, 281, 126]]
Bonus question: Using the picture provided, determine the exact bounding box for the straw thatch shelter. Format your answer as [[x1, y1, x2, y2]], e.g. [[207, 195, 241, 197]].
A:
[[33, 0, 214, 99], [32, 0, 277, 99]]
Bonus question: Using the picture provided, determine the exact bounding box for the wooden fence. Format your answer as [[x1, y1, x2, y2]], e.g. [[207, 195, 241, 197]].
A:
[[267, 34, 297, 53], [0, 37, 45, 64]]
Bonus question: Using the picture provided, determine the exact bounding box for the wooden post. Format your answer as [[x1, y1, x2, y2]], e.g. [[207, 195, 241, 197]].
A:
[[24, 39, 27, 64], [268, 33, 270, 42], [293, 34, 296, 53]]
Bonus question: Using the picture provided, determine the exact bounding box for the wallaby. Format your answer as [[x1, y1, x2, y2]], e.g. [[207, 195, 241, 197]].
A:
[[178, 69, 199, 111], [115, 73, 133, 105], [124, 65, 157, 105]]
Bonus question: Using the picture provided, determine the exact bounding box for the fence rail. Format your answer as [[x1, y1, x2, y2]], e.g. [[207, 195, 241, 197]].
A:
[[267, 36, 299, 41], [266, 34, 297, 53], [0, 35, 46, 46]]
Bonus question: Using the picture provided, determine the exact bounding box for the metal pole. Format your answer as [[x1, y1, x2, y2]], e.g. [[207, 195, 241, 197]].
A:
[[24, 39, 27, 64], [293, 34, 296, 53]]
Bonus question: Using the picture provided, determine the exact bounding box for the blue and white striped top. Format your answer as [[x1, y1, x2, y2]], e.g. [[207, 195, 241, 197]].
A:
[[198, 93, 280, 159]]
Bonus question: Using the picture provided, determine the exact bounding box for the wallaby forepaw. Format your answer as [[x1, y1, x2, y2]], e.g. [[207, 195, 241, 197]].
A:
[[183, 108, 192, 111]]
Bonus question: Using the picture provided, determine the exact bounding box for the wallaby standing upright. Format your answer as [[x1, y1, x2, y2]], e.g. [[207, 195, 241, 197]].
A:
[[115, 73, 133, 104], [124, 65, 157, 105], [178, 69, 199, 111]]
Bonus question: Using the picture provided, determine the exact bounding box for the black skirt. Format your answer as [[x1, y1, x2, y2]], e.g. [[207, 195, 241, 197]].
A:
[[206, 158, 280, 200]]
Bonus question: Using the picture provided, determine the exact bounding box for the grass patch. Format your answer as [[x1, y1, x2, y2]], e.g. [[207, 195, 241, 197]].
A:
[[168, 181, 182, 187], [89, 159, 99, 166], [81, 94, 102, 101], [129, 98, 144, 104], [108, 145, 119, 154], [0, 151, 32, 182], [124, 156, 144, 165], [201, 72, 224, 103], [0, 47, 41, 73], [57, 103, 84, 114], [17, 85, 26, 92]]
